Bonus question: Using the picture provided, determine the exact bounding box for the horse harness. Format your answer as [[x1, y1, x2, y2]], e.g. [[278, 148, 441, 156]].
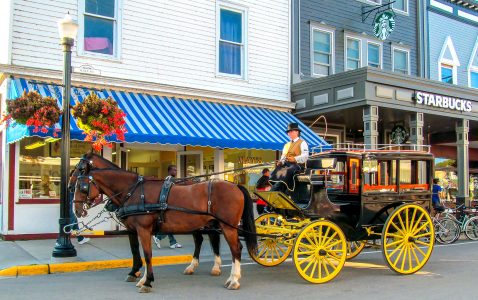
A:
[[113, 176, 217, 223]]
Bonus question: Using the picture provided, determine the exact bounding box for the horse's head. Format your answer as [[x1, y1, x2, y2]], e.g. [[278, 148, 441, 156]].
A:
[[73, 169, 102, 218]]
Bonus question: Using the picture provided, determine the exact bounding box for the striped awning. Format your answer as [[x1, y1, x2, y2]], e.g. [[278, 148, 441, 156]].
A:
[[6, 77, 330, 151]]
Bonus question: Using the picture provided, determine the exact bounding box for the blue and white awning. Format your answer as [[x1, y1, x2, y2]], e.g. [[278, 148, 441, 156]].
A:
[[7, 77, 330, 151]]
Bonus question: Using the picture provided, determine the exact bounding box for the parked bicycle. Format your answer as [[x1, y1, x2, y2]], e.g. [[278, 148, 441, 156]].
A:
[[432, 204, 478, 244]]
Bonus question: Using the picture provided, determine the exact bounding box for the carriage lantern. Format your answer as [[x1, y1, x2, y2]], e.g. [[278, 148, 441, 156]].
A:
[[52, 13, 78, 258]]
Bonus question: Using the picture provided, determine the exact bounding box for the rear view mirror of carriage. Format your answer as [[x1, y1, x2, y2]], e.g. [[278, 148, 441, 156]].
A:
[[307, 157, 337, 170]]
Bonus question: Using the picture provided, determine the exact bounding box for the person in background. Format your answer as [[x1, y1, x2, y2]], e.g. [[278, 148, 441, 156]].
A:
[[432, 178, 445, 214], [255, 168, 272, 215], [153, 165, 182, 249]]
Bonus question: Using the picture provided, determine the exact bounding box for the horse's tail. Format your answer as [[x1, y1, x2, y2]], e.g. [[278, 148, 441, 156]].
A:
[[236, 184, 258, 254]]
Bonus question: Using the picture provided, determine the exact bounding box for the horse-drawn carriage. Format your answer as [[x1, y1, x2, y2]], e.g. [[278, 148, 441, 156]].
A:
[[251, 144, 435, 283]]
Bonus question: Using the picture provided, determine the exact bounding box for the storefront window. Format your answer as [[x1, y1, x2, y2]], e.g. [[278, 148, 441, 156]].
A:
[[224, 149, 275, 193], [18, 137, 92, 200], [128, 148, 176, 178]]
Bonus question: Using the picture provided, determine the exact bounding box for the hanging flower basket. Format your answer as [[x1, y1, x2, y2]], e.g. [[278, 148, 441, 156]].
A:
[[72, 92, 127, 151], [0, 90, 62, 136]]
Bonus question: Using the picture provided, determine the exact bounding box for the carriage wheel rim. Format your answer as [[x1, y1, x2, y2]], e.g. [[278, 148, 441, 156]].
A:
[[293, 220, 346, 283], [382, 204, 434, 275], [250, 213, 293, 267]]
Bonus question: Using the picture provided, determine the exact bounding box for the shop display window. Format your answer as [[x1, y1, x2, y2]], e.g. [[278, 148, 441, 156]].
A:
[[224, 149, 275, 193], [18, 137, 92, 201]]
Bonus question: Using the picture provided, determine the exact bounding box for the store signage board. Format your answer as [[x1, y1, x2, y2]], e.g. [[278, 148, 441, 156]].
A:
[[415, 91, 473, 112], [73, 64, 101, 75], [373, 11, 395, 40]]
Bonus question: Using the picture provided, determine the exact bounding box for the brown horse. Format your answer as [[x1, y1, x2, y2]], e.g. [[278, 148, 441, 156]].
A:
[[71, 155, 257, 292], [68, 153, 224, 279]]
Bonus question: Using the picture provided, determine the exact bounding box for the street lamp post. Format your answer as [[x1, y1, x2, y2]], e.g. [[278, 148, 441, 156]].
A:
[[52, 13, 78, 258]]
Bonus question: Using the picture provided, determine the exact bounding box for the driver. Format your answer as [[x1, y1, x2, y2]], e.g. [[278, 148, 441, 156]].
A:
[[269, 122, 309, 193]]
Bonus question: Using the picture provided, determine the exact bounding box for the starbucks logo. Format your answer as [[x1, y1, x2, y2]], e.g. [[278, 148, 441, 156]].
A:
[[391, 125, 409, 144], [373, 11, 395, 40]]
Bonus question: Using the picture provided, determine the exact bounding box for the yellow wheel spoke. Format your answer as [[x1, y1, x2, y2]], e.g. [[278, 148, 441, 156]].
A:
[[391, 221, 405, 236], [399, 244, 408, 270], [315, 225, 323, 246], [298, 254, 315, 265], [325, 239, 342, 250], [414, 240, 431, 247], [298, 242, 317, 251], [405, 208, 410, 232], [385, 238, 404, 248], [304, 233, 316, 247], [385, 232, 404, 239], [411, 212, 425, 234], [397, 213, 407, 234], [410, 244, 421, 265], [257, 245, 267, 258], [323, 256, 338, 272], [323, 231, 338, 247], [407, 245, 413, 270], [302, 256, 316, 273], [389, 243, 405, 262], [413, 232, 432, 239], [410, 242, 427, 257], [322, 259, 331, 276], [320, 226, 331, 246], [273, 247, 281, 259], [310, 260, 318, 278], [412, 222, 430, 236]]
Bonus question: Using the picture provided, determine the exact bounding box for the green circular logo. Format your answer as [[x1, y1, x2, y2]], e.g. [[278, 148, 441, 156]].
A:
[[373, 11, 395, 40]]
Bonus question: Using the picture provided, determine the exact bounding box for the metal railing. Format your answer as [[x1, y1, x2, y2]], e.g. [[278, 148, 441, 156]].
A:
[[311, 143, 431, 154]]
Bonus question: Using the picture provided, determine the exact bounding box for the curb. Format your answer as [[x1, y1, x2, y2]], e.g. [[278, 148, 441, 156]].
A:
[[0, 255, 193, 277]]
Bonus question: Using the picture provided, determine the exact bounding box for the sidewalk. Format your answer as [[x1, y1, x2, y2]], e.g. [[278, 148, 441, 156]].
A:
[[0, 234, 222, 277]]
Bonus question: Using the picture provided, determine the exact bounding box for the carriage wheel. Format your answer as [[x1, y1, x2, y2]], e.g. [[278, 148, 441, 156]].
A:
[[346, 241, 365, 260], [382, 204, 434, 275], [249, 213, 293, 267], [293, 220, 346, 283]]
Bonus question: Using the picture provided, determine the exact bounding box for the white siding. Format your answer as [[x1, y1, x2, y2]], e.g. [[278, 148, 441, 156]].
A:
[[0, 0, 13, 64], [10, 0, 291, 103]]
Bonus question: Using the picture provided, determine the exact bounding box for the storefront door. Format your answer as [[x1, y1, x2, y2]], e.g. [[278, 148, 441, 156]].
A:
[[177, 151, 203, 178]]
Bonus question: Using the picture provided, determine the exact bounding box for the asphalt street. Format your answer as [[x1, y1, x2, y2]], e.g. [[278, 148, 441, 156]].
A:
[[1, 240, 477, 300]]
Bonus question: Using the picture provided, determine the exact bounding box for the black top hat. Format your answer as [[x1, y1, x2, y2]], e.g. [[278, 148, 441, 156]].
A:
[[286, 122, 301, 133]]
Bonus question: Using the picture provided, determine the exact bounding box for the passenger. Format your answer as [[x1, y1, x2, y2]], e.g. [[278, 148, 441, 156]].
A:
[[432, 178, 445, 214], [255, 168, 272, 214], [270, 123, 309, 194]]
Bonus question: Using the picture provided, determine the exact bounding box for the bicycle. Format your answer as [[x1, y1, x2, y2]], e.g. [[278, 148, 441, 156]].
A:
[[432, 212, 460, 244], [443, 204, 478, 241]]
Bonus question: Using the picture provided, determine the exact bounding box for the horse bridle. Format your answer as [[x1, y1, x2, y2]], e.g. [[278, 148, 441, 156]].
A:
[[71, 156, 99, 210]]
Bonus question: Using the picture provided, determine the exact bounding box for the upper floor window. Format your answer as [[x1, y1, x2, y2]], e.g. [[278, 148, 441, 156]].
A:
[[218, 7, 246, 77], [346, 38, 361, 70], [441, 64, 454, 84], [438, 36, 460, 85], [80, 0, 120, 57], [392, 46, 410, 75], [393, 0, 408, 14], [311, 26, 334, 76], [367, 42, 381, 68], [471, 72, 478, 88]]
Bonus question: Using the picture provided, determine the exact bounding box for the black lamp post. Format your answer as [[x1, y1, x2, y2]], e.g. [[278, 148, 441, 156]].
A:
[[52, 13, 78, 258]]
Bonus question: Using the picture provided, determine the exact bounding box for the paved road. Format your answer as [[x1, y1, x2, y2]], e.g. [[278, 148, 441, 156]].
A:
[[1, 240, 477, 300]]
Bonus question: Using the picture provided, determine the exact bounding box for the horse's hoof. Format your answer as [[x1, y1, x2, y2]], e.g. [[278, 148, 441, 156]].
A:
[[125, 275, 138, 282], [210, 268, 221, 276], [225, 281, 240, 290], [138, 285, 152, 293], [183, 267, 195, 275]]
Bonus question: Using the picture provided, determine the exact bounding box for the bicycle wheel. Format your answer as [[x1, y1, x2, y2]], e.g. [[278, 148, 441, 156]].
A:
[[436, 218, 460, 244], [464, 216, 478, 241]]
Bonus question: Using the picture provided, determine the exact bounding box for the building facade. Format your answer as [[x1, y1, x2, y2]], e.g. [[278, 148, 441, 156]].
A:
[[0, 0, 329, 239], [291, 0, 478, 205]]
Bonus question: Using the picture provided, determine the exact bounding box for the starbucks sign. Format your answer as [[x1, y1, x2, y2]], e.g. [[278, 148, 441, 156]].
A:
[[373, 11, 395, 40]]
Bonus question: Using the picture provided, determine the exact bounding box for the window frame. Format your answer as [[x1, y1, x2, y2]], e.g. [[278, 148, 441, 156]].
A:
[[216, 3, 248, 80], [438, 36, 460, 85], [440, 64, 454, 84], [345, 36, 362, 71], [468, 37, 478, 88], [392, 45, 410, 75], [367, 41, 382, 69], [310, 24, 335, 77], [77, 0, 122, 60], [392, 0, 409, 15]]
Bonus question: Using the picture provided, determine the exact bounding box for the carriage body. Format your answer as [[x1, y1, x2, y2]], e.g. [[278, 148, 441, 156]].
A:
[[252, 145, 436, 283]]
